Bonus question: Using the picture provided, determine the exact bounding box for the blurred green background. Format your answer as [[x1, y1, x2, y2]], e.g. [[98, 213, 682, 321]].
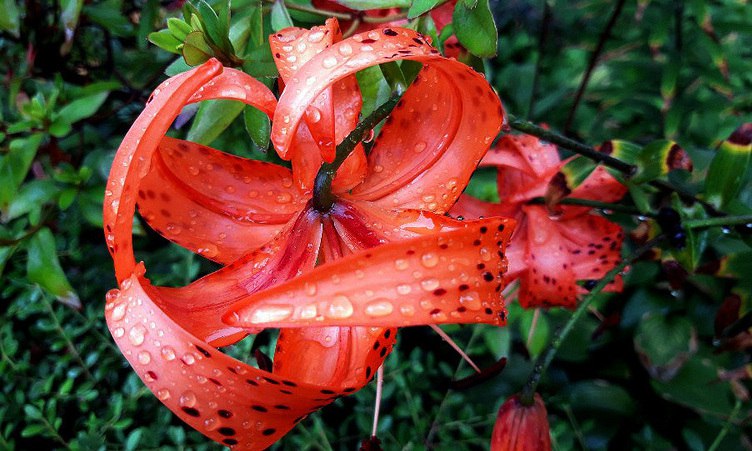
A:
[[1, 0, 751, 449]]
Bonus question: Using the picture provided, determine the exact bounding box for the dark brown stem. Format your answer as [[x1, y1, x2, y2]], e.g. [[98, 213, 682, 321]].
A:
[[564, 0, 627, 134]]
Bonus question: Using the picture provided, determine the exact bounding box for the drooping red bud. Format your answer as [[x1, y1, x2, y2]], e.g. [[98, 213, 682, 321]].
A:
[[491, 393, 552, 451]]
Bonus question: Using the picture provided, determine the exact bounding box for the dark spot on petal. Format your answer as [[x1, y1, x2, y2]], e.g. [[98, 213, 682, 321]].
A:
[[182, 407, 200, 417], [195, 345, 212, 358], [264, 377, 280, 385], [383, 28, 398, 36], [262, 428, 276, 436], [145, 371, 158, 380], [433, 288, 447, 296], [223, 439, 238, 446], [218, 427, 236, 436], [252, 405, 268, 412], [282, 380, 297, 387], [483, 272, 494, 282], [246, 378, 259, 386], [321, 389, 335, 394], [218, 409, 232, 418], [459, 284, 470, 291]]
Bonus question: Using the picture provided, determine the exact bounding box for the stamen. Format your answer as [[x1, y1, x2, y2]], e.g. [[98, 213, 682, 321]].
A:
[[372, 365, 384, 437], [429, 324, 481, 373]]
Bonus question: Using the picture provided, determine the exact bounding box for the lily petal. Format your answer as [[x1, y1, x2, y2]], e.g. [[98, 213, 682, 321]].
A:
[[148, 208, 323, 347], [104, 59, 277, 282], [106, 270, 351, 451], [223, 218, 514, 328], [272, 27, 504, 214], [137, 137, 303, 264]]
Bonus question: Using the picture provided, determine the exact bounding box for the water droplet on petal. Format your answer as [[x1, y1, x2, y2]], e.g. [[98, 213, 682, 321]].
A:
[[138, 350, 151, 364], [400, 304, 415, 317], [394, 259, 409, 270], [112, 327, 125, 338], [188, 166, 199, 176], [157, 388, 171, 400], [365, 300, 394, 317], [111, 303, 126, 321], [339, 43, 353, 56], [249, 305, 294, 324], [161, 346, 176, 361], [166, 223, 182, 235], [459, 291, 482, 310], [308, 30, 325, 43], [179, 391, 197, 407], [306, 106, 322, 123], [276, 192, 292, 204], [197, 244, 219, 258], [182, 352, 196, 365], [327, 295, 354, 319], [322, 56, 337, 68], [421, 278, 440, 291], [421, 253, 439, 268], [397, 284, 412, 295], [414, 141, 427, 153], [128, 325, 146, 346], [363, 129, 375, 143]]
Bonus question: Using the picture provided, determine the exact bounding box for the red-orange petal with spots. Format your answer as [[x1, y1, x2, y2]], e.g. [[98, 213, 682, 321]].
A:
[[271, 27, 504, 214], [104, 60, 277, 282], [223, 218, 514, 329], [137, 137, 303, 264], [106, 269, 352, 451]]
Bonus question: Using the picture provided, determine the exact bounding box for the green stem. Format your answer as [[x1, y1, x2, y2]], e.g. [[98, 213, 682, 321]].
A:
[[312, 93, 402, 212], [685, 215, 752, 230], [528, 196, 649, 216], [506, 114, 637, 176], [41, 291, 94, 381], [707, 398, 742, 451], [519, 235, 665, 405], [268, 0, 352, 20]]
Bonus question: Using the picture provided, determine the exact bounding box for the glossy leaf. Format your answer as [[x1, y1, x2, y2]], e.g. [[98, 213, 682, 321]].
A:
[[704, 124, 752, 209], [0, 0, 20, 36], [244, 105, 271, 151], [26, 228, 80, 308], [335, 0, 410, 10], [408, 0, 443, 19], [186, 99, 245, 145], [452, 0, 497, 57]]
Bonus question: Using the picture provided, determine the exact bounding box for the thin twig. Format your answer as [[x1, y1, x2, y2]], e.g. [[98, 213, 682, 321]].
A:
[[708, 398, 743, 451], [564, 0, 627, 133]]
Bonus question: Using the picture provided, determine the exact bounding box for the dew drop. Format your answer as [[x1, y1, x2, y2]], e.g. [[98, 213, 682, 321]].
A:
[[276, 192, 293, 204], [373, 164, 384, 173], [459, 291, 482, 310], [400, 304, 415, 317], [480, 247, 492, 262], [128, 325, 146, 346], [182, 352, 197, 365], [396, 284, 411, 295], [338, 43, 353, 56], [421, 278, 440, 291], [249, 305, 294, 324], [111, 303, 126, 321], [306, 106, 322, 123], [161, 346, 176, 361], [304, 282, 317, 296], [327, 295, 354, 319], [188, 166, 200, 176], [308, 30, 325, 43], [157, 388, 171, 400], [322, 56, 338, 68], [165, 223, 182, 235], [112, 327, 125, 338], [197, 244, 219, 259], [224, 185, 236, 194], [364, 300, 394, 317], [105, 289, 120, 302], [300, 304, 317, 319], [138, 350, 152, 365], [179, 391, 197, 408], [414, 141, 427, 153], [421, 253, 439, 268], [394, 259, 409, 270]]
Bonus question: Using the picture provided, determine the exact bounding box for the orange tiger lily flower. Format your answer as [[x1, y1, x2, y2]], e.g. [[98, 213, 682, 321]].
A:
[[453, 133, 627, 308], [104, 19, 512, 449]]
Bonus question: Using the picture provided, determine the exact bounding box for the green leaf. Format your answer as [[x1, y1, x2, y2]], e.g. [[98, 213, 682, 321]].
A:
[[59, 0, 83, 38], [631, 140, 681, 184], [670, 195, 708, 271], [148, 29, 183, 54], [243, 105, 271, 151], [634, 313, 695, 381], [334, 0, 410, 10], [187, 99, 245, 145], [136, 0, 159, 50], [21, 424, 47, 437], [453, 0, 497, 57], [518, 309, 550, 358], [408, 0, 442, 19], [26, 228, 80, 309], [167, 17, 193, 41], [380, 62, 407, 94], [4, 180, 59, 222], [355, 66, 391, 119], [563, 380, 637, 417], [50, 91, 110, 136], [704, 129, 752, 209], [0, 0, 20, 37], [270, 0, 294, 32], [651, 355, 735, 417], [182, 31, 214, 66], [0, 134, 43, 212]]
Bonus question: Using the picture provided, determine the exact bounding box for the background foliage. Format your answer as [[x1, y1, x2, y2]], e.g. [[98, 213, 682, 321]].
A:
[[1, 0, 751, 449]]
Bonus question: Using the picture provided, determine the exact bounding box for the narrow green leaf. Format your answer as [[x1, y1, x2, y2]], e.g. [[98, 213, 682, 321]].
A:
[[53, 91, 110, 128], [0, 134, 43, 211], [197, 0, 224, 47], [408, 0, 442, 19], [704, 125, 752, 209], [270, 1, 294, 32], [243, 105, 271, 151], [136, 0, 159, 50], [26, 228, 80, 309], [380, 62, 407, 94], [0, 0, 20, 36], [632, 140, 681, 184], [453, 0, 497, 57], [4, 180, 59, 222], [59, 0, 83, 38], [187, 99, 245, 145]]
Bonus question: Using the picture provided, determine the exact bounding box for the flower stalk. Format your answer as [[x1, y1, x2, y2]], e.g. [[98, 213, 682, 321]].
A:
[[519, 235, 666, 406], [312, 93, 402, 212]]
